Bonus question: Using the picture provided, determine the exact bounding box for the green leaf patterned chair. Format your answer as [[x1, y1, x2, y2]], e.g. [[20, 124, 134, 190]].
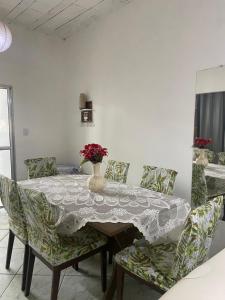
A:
[[205, 149, 216, 163], [24, 157, 58, 179], [104, 160, 130, 183], [140, 165, 178, 195], [18, 187, 108, 300], [115, 196, 223, 300], [191, 164, 208, 208], [218, 152, 225, 165], [0, 175, 28, 291]]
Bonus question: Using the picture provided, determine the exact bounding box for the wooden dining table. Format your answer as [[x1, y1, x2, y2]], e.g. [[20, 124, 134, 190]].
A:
[[18, 174, 190, 299]]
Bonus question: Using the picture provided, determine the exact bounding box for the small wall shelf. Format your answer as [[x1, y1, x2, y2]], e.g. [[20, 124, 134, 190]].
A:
[[79, 94, 93, 124]]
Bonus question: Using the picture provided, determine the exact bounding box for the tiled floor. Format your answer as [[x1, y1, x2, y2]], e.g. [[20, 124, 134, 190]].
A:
[[0, 208, 162, 300]]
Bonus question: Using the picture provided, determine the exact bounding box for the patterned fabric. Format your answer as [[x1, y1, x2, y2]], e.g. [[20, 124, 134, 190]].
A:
[[218, 152, 225, 165], [205, 149, 216, 163], [191, 164, 208, 208], [193, 148, 200, 161], [104, 160, 130, 183], [24, 157, 58, 179], [0, 175, 27, 241], [18, 187, 107, 266], [140, 165, 177, 195], [18, 175, 190, 242], [115, 197, 223, 291]]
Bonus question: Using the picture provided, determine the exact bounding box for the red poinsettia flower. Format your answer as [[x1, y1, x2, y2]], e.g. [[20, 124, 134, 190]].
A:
[[80, 143, 108, 165], [194, 137, 213, 149]]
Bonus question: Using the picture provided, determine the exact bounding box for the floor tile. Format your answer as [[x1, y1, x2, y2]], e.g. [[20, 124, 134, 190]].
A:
[[0, 274, 15, 297], [1, 275, 53, 300], [0, 234, 24, 248], [0, 248, 24, 274], [0, 209, 9, 230], [0, 229, 8, 241], [65, 254, 112, 277]]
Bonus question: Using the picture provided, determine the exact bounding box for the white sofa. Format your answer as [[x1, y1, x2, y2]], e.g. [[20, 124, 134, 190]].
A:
[[160, 248, 225, 300]]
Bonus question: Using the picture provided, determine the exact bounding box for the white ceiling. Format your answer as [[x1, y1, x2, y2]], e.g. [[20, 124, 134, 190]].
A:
[[0, 0, 133, 39]]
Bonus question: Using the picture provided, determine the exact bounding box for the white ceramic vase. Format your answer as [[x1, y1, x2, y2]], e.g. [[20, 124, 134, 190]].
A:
[[87, 163, 106, 192], [196, 149, 208, 167]]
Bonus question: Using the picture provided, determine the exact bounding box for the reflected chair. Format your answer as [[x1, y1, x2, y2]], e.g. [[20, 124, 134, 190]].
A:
[[218, 152, 225, 165], [104, 160, 130, 183], [115, 196, 223, 300], [0, 175, 28, 291], [191, 164, 208, 208], [140, 165, 177, 195], [24, 157, 58, 179], [18, 187, 108, 300]]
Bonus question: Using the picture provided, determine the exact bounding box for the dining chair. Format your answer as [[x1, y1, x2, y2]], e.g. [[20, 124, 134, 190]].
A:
[[191, 164, 208, 208], [0, 175, 29, 291], [205, 149, 216, 163], [104, 160, 130, 183], [115, 196, 223, 300], [140, 165, 177, 195], [192, 147, 200, 161], [18, 187, 108, 300], [218, 152, 225, 165], [24, 157, 58, 179]]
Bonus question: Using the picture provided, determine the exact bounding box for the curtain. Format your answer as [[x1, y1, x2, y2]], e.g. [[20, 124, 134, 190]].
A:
[[195, 92, 225, 152]]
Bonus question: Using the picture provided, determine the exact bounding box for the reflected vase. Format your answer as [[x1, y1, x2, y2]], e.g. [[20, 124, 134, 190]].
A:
[[196, 149, 208, 167], [87, 163, 106, 192]]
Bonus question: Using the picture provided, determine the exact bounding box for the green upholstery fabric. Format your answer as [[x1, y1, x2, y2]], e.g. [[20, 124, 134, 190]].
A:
[[18, 187, 107, 266], [115, 197, 223, 292], [218, 152, 225, 165], [140, 165, 177, 195], [0, 175, 27, 242], [205, 149, 216, 163], [104, 160, 130, 183], [24, 157, 58, 179], [191, 164, 208, 208]]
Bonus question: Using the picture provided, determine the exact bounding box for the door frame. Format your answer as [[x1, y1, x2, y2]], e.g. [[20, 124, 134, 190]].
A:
[[0, 85, 16, 180]]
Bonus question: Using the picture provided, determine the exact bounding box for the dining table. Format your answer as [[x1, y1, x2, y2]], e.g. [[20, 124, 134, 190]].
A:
[[18, 174, 191, 299]]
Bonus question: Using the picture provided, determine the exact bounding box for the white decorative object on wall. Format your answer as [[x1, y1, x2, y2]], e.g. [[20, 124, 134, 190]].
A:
[[0, 22, 12, 53]]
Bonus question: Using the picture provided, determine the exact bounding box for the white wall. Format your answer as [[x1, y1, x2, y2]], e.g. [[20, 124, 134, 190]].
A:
[[196, 65, 225, 94], [64, 0, 225, 200], [0, 25, 70, 180]]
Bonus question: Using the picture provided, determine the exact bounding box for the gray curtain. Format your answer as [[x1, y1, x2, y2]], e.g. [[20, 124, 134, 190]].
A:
[[195, 92, 225, 152]]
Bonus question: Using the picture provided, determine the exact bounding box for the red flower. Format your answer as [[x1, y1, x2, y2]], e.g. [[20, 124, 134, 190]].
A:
[[80, 143, 108, 165], [194, 137, 213, 148]]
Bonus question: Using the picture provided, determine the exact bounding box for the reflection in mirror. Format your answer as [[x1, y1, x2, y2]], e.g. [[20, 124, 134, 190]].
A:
[[192, 66, 225, 212]]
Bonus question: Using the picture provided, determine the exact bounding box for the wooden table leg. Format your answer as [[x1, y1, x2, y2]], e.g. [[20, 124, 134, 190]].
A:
[[104, 263, 117, 300]]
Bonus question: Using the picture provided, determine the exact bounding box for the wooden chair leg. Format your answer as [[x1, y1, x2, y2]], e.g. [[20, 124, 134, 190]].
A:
[[6, 230, 15, 269], [108, 250, 113, 265], [73, 262, 79, 271], [21, 244, 29, 291], [25, 248, 35, 297], [51, 269, 61, 300], [101, 248, 107, 292], [116, 264, 125, 300]]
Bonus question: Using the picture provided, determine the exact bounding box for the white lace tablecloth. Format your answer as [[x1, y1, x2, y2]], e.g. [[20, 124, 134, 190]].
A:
[[205, 164, 225, 179], [19, 175, 190, 243]]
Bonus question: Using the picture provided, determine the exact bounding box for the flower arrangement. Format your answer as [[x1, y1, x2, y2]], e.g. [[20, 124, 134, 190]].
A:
[[80, 143, 108, 165], [194, 137, 212, 149]]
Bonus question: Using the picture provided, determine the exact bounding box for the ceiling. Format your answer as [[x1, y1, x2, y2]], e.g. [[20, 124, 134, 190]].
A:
[[0, 0, 132, 39]]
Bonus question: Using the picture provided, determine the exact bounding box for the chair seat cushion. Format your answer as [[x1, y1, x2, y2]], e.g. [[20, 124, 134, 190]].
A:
[[30, 226, 107, 266], [115, 239, 177, 291]]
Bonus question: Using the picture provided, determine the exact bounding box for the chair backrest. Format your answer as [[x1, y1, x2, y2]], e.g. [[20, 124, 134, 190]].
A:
[[140, 165, 177, 195], [24, 157, 57, 179], [191, 163, 208, 208], [193, 147, 200, 161], [18, 187, 61, 262], [218, 152, 225, 165], [173, 196, 223, 281], [205, 149, 216, 163], [0, 175, 27, 241], [104, 160, 130, 183]]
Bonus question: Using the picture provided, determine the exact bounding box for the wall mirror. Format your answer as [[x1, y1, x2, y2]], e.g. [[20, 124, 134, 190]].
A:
[[192, 65, 225, 210]]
